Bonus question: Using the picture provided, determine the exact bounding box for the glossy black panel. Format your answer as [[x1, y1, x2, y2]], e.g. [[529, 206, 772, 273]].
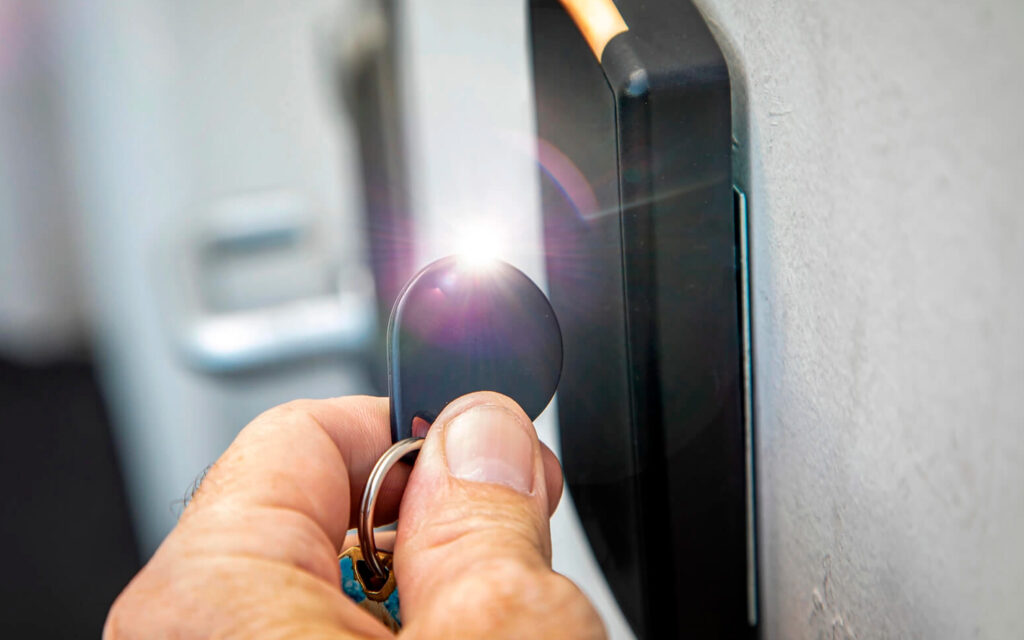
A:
[[387, 256, 562, 442], [531, 0, 752, 636]]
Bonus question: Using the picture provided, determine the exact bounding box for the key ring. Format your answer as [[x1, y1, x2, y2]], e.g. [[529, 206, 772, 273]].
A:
[[358, 436, 424, 581]]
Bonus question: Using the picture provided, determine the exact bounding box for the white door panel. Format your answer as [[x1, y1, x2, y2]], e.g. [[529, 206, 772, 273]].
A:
[[52, 0, 372, 555]]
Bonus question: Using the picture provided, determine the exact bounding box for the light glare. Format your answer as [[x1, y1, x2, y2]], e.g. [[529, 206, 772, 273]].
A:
[[453, 218, 503, 269]]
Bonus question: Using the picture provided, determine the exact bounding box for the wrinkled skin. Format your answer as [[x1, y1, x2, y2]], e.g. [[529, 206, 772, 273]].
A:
[[104, 392, 605, 639]]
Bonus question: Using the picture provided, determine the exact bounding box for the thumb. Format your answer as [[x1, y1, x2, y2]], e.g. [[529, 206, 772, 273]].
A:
[[393, 392, 604, 639]]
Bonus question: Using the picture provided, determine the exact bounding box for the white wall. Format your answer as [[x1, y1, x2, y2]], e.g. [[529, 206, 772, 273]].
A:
[[697, 0, 1024, 637], [53, 0, 372, 554]]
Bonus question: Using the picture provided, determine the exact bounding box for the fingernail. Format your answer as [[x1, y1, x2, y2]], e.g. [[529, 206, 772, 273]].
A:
[[444, 405, 534, 494]]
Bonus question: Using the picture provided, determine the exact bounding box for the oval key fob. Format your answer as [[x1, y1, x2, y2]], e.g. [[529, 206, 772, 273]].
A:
[[387, 255, 562, 442]]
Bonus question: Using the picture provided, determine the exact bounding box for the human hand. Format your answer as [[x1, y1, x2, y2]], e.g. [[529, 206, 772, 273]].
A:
[[104, 391, 605, 639]]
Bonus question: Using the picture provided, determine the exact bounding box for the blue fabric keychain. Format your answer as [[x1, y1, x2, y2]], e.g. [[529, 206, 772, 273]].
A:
[[338, 255, 562, 631], [339, 546, 401, 631]]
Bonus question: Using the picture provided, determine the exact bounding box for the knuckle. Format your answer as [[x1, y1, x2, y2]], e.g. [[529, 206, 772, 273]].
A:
[[476, 555, 547, 594], [411, 500, 548, 560], [438, 559, 547, 622], [239, 400, 329, 451], [413, 561, 605, 639], [537, 573, 607, 638], [252, 399, 317, 428]]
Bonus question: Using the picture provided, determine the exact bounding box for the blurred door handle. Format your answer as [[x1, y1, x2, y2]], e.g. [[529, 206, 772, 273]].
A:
[[169, 191, 376, 373], [181, 290, 375, 373]]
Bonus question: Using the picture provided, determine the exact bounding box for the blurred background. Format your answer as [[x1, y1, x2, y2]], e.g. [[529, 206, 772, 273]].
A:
[[0, 0, 630, 636], [4, 0, 1024, 638]]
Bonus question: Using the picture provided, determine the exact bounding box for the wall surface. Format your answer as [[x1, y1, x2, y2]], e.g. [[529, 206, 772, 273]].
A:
[[696, 0, 1024, 637]]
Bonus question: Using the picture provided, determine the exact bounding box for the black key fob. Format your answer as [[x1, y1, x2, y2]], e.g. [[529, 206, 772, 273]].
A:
[[387, 255, 562, 442]]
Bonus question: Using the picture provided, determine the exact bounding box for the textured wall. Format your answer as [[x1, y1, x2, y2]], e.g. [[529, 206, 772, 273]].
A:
[[695, 1, 1024, 637]]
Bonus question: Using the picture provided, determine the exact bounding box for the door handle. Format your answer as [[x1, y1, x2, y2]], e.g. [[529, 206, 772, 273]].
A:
[[168, 190, 376, 373]]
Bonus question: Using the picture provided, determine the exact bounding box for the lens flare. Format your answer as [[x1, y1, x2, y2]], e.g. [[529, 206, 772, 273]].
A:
[[453, 219, 502, 269]]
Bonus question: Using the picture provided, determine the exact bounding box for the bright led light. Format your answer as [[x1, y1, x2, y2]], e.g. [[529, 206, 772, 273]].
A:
[[453, 218, 503, 269]]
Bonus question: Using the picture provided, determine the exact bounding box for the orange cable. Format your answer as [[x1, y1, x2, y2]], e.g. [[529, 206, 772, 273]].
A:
[[558, 0, 629, 61]]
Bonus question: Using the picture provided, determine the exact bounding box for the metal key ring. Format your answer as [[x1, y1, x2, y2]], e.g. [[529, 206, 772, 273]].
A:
[[358, 436, 424, 581]]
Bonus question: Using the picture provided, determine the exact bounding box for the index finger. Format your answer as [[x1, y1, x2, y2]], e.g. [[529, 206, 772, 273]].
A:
[[183, 395, 408, 552]]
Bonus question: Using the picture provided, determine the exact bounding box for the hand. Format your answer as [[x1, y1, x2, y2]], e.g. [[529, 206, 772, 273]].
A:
[[104, 391, 605, 639]]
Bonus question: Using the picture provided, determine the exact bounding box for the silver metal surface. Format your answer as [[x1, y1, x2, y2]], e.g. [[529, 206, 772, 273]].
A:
[[169, 190, 377, 373], [358, 436, 424, 580], [735, 186, 758, 626]]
